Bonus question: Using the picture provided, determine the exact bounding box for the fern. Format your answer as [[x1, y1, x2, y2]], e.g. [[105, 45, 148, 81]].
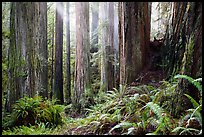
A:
[[172, 126, 200, 135], [144, 102, 163, 121], [184, 94, 199, 109], [174, 74, 202, 93], [186, 106, 202, 126], [184, 93, 202, 125], [143, 102, 174, 134], [109, 121, 136, 134]]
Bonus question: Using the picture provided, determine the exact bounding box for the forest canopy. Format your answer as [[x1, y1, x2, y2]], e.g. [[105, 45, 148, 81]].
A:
[[2, 2, 202, 135]]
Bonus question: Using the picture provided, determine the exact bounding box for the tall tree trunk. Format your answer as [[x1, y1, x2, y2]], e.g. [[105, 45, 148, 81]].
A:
[[36, 2, 48, 98], [178, 2, 202, 102], [107, 2, 115, 90], [54, 2, 64, 104], [73, 2, 90, 112], [90, 2, 99, 53], [50, 11, 55, 99], [114, 2, 119, 88], [7, 2, 48, 112], [99, 2, 108, 91], [163, 2, 202, 117], [66, 2, 71, 104], [118, 2, 150, 85], [99, 2, 115, 91], [90, 2, 99, 94], [7, 2, 20, 112]]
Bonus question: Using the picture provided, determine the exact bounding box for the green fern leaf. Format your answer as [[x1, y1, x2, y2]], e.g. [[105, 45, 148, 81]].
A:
[[109, 121, 134, 133], [184, 94, 199, 108], [144, 102, 163, 120], [174, 74, 202, 93], [172, 126, 185, 133]]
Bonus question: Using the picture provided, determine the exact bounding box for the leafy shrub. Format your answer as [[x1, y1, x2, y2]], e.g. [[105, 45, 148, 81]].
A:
[[3, 96, 65, 130]]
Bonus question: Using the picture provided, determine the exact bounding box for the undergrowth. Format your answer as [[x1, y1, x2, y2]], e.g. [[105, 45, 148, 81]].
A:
[[2, 74, 202, 135], [2, 96, 65, 135]]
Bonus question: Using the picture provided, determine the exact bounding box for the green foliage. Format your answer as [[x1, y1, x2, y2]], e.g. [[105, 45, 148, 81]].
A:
[[3, 96, 65, 130], [184, 94, 199, 109], [172, 92, 202, 135], [4, 73, 202, 135], [186, 93, 202, 126], [142, 102, 174, 135], [143, 102, 163, 121], [174, 74, 202, 93], [172, 127, 200, 135], [2, 123, 53, 135], [109, 121, 136, 134]]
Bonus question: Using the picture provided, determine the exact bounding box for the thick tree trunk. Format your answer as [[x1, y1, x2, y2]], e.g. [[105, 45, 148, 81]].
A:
[[107, 2, 115, 90], [36, 2, 48, 98], [20, 2, 36, 97], [100, 2, 108, 90], [54, 2, 64, 104], [118, 2, 150, 85], [7, 2, 48, 112], [99, 2, 115, 91], [50, 12, 55, 99], [7, 2, 20, 112], [90, 2, 99, 95], [74, 2, 90, 112], [66, 2, 71, 104], [114, 2, 119, 88], [163, 2, 202, 117]]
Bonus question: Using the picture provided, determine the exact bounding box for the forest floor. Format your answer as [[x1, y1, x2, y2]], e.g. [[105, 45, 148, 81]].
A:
[[130, 69, 166, 87], [62, 73, 167, 135], [58, 63, 201, 135], [59, 69, 177, 135], [2, 57, 201, 135]]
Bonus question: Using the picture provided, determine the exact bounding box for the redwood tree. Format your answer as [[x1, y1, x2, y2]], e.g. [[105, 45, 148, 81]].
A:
[[37, 2, 48, 98], [6, 2, 48, 112], [99, 2, 115, 91], [90, 2, 99, 53], [73, 2, 90, 112], [54, 2, 64, 104], [66, 2, 71, 104], [163, 2, 202, 116], [99, 2, 108, 90], [118, 2, 151, 85], [107, 2, 115, 90]]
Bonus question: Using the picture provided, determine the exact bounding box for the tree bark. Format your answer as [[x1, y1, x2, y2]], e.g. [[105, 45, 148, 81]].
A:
[[54, 2, 64, 104], [90, 2, 99, 53], [6, 2, 48, 112], [118, 2, 150, 85], [107, 2, 115, 90], [114, 2, 119, 88], [7, 2, 20, 112], [66, 2, 71, 104], [36, 2, 48, 98], [50, 10, 55, 99], [99, 2, 115, 91], [163, 2, 202, 117], [99, 2, 108, 90], [74, 2, 90, 112]]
